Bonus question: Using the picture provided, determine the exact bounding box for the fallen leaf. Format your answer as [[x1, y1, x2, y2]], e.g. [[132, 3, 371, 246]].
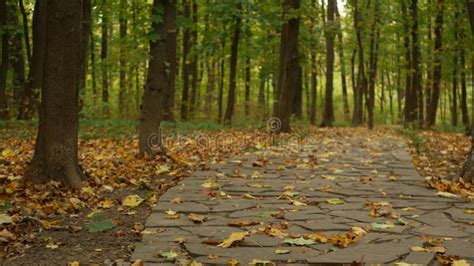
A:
[[306, 232, 328, 243], [326, 198, 344, 205], [131, 260, 144, 266], [0, 229, 16, 242], [0, 213, 12, 225], [283, 237, 315, 246], [188, 213, 206, 223], [87, 219, 115, 233], [436, 191, 460, 199], [155, 164, 170, 175], [249, 259, 273, 265], [159, 251, 178, 259], [228, 220, 260, 227], [217, 232, 249, 248], [227, 258, 240, 266], [122, 195, 144, 207], [371, 222, 395, 229], [170, 197, 183, 204], [274, 249, 290, 254], [46, 243, 59, 249]]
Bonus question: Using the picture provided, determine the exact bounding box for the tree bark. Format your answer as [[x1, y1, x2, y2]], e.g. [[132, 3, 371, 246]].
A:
[[19, 0, 31, 66], [310, 51, 317, 125], [321, 0, 336, 127], [223, 1, 242, 126], [26, 0, 85, 188], [138, 0, 176, 155], [427, 0, 443, 127], [452, 14, 459, 127], [119, 0, 128, 114], [460, 44, 469, 128], [244, 56, 251, 117], [461, 0, 474, 183], [0, 0, 9, 119], [367, 0, 380, 129], [352, 0, 367, 126], [274, 0, 301, 133], [335, 3, 350, 120], [100, 0, 109, 108], [180, 0, 191, 121], [189, 1, 198, 117], [411, 0, 422, 127], [8, 1, 26, 106]]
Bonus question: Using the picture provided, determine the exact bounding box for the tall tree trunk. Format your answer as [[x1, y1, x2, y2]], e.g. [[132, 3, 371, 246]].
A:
[[352, 0, 367, 126], [461, 0, 474, 183], [321, 0, 335, 127], [8, 2, 26, 107], [335, 3, 350, 120], [452, 17, 459, 127], [180, 0, 191, 121], [189, 1, 198, 117], [138, 0, 176, 155], [367, 0, 380, 129], [401, 0, 412, 125], [460, 44, 469, 128], [274, 0, 301, 133], [204, 59, 215, 116], [90, 24, 97, 97], [26, 0, 85, 188], [292, 64, 303, 118], [79, 0, 91, 110], [411, 0, 422, 127], [310, 50, 317, 125], [427, 0, 443, 127], [0, 0, 9, 119], [101, 0, 109, 109], [19, 0, 46, 120], [119, 0, 128, 114], [217, 48, 225, 123], [223, 1, 242, 126], [19, 0, 31, 66]]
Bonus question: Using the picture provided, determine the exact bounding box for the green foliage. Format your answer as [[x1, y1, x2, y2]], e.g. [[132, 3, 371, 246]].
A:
[[397, 128, 426, 153]]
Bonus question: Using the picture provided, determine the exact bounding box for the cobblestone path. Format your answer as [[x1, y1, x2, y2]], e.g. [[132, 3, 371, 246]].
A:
[[132, 130, 473, 265]]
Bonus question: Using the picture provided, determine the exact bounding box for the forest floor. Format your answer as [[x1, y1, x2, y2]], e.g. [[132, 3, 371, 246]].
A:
[[0, 122, 473, 265]]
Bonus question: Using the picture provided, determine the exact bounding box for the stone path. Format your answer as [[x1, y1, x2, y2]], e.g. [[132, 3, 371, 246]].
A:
[[132, 130, 473, 265]]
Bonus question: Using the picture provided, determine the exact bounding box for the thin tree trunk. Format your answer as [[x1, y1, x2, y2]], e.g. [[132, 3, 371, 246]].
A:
[[8, 2, 26, 106], [427, 0, 443, 127], [119, 0, 128, 114], [258, 66, 266, 117], [411, 0, 422, 127], [244, 56, 251, 117], [90, 25, 97, 97], [138, 0, 176, 155], [321, 0, 336, 127], [223, 1, 242, 126], [352, 0, 367, 126], [189, 1, 198, 117], [19, 0, 31, 66], [0, 0, 9, 119], [26, 0, 85, 188], [204, 59, 215, 116], [335, 3, 350, 120], [402, 0, 413, 125], [217, 52, 225, 123], [310, 51, 317, 125], [367, 0, 380, 129], [180, 0, 191, 121], [460, 43, 470, 128], [101, 0, 109, 109]]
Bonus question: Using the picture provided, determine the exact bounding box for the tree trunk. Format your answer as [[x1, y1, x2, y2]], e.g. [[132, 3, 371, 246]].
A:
[[18, 0, 46, 120], [258, 67, 266, 117], [0, 0, 9, 119], [352, 0, 367, 126], [321, 0, 335, 127], [367, 0, 380, 129], [274, 0, 301, 133], [310, 51, 317, 125], [26, 0, 85, 188], [180, 0, 191, 121], [335, 3, 350, 120], [189, 1, 198, 118], [427, 0, 443, 127], [411, 0, 422, 127], [8, 2, 26, 107], [19, 0, 31, 66], [223, 1, 242, 126], [460, 0, 474, 184], [217, 50, 225, 123], [460, 44, 469, 128], [204, 59, 215, 116], [244, 56, 251, 117], [119, 0, 127, 114], [90, 23, 97, 97], [138, 0, 176, 155], [101, 0, 109, 109]]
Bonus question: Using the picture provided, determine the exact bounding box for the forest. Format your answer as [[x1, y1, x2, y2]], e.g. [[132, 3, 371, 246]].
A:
[[0, 0, 474, 264]]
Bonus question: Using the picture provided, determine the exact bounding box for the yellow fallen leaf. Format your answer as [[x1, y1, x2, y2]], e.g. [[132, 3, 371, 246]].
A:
[[436, 191, 459, 199], [351, 227, 367, 236], [289, 199, 307, 206], [69, 262, 80, 266], [227, 258, 239, 266], [122, 195, 144, 207], [402, 207, 417, 212], [99, 199, 114, 209], [217, 232, 249, 248], [306, 232, 328, 243], [1, 148, 14, 158], [464, 209, 474, 214], [46, 243, 59, 249], [155, 164, 170, 175], [326, 198, 344, 205], [131, 260, 144, 266], [452, 259, 470, 266]]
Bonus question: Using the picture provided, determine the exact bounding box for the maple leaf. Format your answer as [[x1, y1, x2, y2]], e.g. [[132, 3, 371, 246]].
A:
[[217, 232, 249, 248], [122, 195, 144, 207]]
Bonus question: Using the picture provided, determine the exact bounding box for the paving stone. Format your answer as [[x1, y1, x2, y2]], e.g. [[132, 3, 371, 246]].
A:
[[131, 133, 471, 265]]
